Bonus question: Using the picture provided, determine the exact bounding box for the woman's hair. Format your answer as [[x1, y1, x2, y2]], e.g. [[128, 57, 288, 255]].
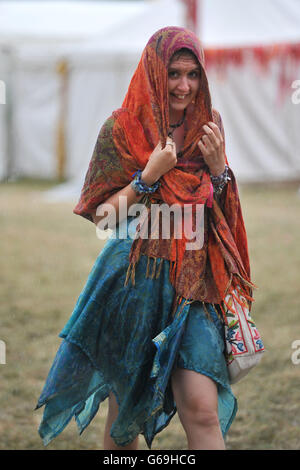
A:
[[169, 47, 199, 65]]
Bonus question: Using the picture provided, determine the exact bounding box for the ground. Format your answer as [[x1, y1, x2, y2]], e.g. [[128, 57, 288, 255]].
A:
[[0, 178, 299, 450]]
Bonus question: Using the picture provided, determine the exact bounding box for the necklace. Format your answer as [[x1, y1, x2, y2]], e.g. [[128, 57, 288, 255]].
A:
[[168, 108, 186, 138]]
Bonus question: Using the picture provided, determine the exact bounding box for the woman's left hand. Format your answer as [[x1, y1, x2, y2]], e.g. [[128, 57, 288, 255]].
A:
[[197, 122, 225, 176]]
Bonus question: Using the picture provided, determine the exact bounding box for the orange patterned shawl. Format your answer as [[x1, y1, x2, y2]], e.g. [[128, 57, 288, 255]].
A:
[[73, 26, 256, 316]]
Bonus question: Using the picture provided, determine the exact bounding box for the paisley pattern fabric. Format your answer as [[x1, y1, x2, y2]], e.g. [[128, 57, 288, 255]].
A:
[[73, 26, 257, 314], [36, 216, 237, 449]]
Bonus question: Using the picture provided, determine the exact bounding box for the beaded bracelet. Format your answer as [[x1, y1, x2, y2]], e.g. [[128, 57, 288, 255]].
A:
[[131, 169, 161, 195], [210, 165, 231, 195]]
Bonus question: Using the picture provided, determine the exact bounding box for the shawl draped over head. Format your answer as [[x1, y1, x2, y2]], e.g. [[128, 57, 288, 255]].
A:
[[73, 26, 256, 317]]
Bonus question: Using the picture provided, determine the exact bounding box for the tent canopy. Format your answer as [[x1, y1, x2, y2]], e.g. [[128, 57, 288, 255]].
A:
[[0, 0, 300, 186], [0, 1, 145, 44], [2, 0, 300, 47], [202, 0, 300, 47]]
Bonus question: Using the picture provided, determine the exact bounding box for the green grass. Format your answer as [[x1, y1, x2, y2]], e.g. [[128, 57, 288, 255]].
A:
[[0, 179, 300, 450]]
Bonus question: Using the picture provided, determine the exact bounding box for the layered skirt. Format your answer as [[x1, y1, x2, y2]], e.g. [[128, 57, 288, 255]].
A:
[[35, 216, 237, 449]]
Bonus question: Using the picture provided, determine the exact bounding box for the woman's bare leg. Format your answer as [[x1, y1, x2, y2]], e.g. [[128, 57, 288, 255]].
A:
[[103, 391, 139, 450], [171, 368, 225, 450]]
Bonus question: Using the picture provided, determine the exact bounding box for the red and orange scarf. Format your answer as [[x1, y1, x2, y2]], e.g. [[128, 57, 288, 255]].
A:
[[73, 27, 256, 316]]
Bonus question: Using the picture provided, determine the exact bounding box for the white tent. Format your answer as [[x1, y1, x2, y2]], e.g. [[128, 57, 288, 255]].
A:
[[0, 0, 300, 194], [0, 0, 185, 184], [0, 0, 150, 181], [202, 0, 300, 183]]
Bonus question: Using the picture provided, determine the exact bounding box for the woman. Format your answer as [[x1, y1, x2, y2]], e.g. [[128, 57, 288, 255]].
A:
[[35, 26, 258, 450]]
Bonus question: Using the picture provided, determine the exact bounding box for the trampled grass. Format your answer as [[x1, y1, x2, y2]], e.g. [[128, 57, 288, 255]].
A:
[[0, 178, 299, 450]]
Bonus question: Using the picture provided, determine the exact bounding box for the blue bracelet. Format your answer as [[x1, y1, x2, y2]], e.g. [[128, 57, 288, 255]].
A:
[[210, 165, 231, 195], [131, 169, 161, 194]]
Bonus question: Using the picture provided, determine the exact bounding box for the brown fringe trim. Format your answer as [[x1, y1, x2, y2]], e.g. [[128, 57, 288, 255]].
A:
[[171, 294, 181, 317], [177, 297, 194, 317], [124, 261, 136, 287], [202, 301, 212, 321], [124, 262, 132, 287], [236, 272, 258, 290], [151, 257, 157, 279], [155, 258, 164, 279], [124, 256, 255, 324], [212, 303, 225, 323], [169, 260, 176, 284], [171, 294, 195, 318], [145, 256, 164, 280], [125, 255, 165, 288], [146, 257, 151, 278], [223, 273, 233, 298], [223, 272, 256, 312]]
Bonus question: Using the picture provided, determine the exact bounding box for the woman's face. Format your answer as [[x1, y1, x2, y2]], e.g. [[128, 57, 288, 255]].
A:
[[168, 53, 201, 119]]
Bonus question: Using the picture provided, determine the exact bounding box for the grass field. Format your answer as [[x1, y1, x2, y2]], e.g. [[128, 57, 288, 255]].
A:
[[0, 178, 300, 450]]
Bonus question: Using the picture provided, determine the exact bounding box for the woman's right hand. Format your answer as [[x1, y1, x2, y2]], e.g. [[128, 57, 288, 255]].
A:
[[141, 139, 177, 185]]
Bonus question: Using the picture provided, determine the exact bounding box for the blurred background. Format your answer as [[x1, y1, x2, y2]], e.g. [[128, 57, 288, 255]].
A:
[[0, 0, 300, 451]]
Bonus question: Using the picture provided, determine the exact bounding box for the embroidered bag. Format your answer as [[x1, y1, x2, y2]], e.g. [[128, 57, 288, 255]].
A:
[[224, 287, 264, 384]]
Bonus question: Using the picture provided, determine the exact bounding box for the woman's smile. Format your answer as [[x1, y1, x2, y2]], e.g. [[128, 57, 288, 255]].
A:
[[170, 93, 191, 101]]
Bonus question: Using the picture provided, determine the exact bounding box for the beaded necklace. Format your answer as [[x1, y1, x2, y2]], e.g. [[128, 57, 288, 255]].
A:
[[167, 108, 186, 138]]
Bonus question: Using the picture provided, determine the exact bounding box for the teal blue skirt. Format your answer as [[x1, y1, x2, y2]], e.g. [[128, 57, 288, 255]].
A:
[[35, 216, 237, 449]]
